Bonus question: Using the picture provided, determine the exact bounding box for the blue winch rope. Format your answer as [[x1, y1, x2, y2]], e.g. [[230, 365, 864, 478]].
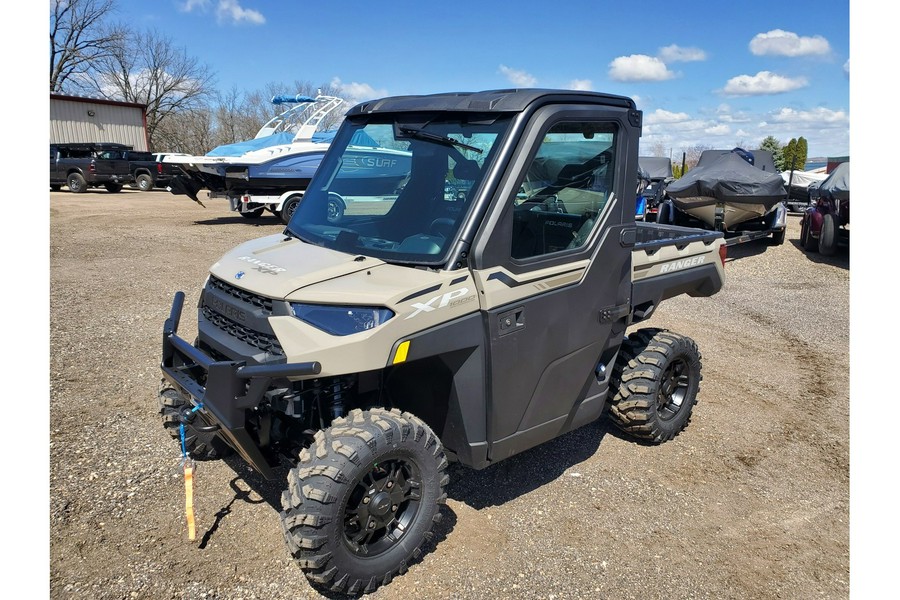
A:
[[179, 403, 205, 460]]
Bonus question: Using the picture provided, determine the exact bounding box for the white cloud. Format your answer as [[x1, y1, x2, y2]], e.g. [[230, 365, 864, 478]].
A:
[[330, 77, 388, 104], [645, 109, 691, 125], [608, 55, 675, 82], [498, 65, 537, 87], [658, 45, 707, 63], [180, 0, 210, 10], [179, 1, 264, 25], [567, 79, 593, 91], [723, 71, 808, 96], [749, 29, 831, 57], [844, 59, 850, 76], [216, 0, 265, 25], [768, 107, 849, 126], [704, 124, 730, 135]]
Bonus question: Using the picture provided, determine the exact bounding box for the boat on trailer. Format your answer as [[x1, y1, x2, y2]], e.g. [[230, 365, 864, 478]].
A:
[[165, 94, 346, 206], [660, 148, 788, 245]]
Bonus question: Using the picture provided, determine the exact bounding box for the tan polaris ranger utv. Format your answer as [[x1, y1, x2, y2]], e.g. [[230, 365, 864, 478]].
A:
[[160, 89, 726, 594]]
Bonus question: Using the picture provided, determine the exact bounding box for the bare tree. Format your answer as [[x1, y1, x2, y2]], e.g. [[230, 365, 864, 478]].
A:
[[154, 108, 215, 155], [80, 29, 216, 151], [50, 0, 125, 93]]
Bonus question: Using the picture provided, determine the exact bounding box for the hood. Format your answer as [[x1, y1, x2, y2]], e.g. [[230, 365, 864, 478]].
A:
[[209, 234, 384, 299]]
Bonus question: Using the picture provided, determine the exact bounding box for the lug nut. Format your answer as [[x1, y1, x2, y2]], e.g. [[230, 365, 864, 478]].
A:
[[362, 497, 370, 504], [386, 481, 393, 489], [392, 505, 398, 512], [368, 521, 376, 529]]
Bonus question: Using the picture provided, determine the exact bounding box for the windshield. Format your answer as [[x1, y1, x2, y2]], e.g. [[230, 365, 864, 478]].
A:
[[286, 113, 512, 265]]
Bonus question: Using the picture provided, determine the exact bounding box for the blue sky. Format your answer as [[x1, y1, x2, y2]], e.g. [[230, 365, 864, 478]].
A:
[[115, 0, 851, 158]]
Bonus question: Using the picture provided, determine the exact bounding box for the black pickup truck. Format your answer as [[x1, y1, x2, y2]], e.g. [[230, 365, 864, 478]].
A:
[[50, 143, 134, 193], [126, 151, 186, 191]]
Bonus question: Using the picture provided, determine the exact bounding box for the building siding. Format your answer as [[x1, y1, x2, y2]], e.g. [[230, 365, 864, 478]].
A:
[[50, 97, 148, 151]]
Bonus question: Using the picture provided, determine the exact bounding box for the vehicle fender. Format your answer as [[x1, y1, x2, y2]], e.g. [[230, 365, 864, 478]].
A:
[[806, 207, 825, 236], [771, 203, 787, 229], [276, 190, 304, 210]]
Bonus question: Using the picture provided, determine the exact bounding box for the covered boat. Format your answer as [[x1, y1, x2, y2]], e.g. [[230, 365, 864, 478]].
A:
[[665, 149, 787, 229], [165, 95, 347, 205]]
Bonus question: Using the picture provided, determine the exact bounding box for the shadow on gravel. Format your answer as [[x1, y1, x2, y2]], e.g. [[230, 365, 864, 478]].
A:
[[192, 216, 284, 226], [788, 238, 850, 270], [448, 419, 609, 509]]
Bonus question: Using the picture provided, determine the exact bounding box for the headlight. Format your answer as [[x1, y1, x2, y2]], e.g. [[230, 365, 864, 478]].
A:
[[290, 303, 394, 336]]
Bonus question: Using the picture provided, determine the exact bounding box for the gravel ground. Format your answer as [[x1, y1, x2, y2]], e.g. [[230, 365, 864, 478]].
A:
[[48, 188, 849, 599]]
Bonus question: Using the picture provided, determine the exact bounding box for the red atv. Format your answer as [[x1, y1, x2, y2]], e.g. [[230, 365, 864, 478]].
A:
[[800, 161, 849, 256]]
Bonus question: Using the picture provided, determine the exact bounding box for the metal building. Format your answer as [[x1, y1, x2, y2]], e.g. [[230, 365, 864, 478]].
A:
[[50, 94, 149, 151]]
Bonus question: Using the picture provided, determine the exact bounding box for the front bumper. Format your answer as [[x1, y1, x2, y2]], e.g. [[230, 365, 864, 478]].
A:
[[160, 291, 321, 479]]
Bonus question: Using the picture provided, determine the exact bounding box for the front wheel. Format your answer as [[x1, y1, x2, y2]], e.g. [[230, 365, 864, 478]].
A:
[[157, 380, 232, 460], [609, 328, 702, 443], [280, 408, 448, 594]]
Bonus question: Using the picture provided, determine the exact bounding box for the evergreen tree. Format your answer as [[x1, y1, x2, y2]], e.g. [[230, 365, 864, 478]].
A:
[[759, 136, 784, 170]]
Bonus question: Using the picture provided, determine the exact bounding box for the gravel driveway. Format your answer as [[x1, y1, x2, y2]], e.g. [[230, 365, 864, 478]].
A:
[[49, 188, 849, 599]]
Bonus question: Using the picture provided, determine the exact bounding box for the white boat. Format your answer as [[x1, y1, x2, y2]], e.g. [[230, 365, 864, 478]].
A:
[[165, 94, 346, 204]]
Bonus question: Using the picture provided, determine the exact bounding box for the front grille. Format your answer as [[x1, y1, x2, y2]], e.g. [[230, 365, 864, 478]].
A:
[[201, 306, 284, 356], [208, 276, 274, 314]]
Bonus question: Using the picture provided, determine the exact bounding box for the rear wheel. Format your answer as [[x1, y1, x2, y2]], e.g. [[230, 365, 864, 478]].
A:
[[240, 207, 265, 219], [280, 408, 448, 594], [51, 184, 62, 191], [105, 183, 123, 193], [281, 194, 303, 225], [67, 172, 87, 193], [136, 173, 154, 191], [609, 328, 702, 443], [818, 213, 838, 256]]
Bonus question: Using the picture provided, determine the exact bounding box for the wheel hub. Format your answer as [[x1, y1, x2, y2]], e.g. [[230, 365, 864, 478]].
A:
[[657, 358, 689, 421], [343, 457, 422, 556]]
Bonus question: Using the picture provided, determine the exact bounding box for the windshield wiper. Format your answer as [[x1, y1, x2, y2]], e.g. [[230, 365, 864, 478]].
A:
[[398, 126, 483, 154]]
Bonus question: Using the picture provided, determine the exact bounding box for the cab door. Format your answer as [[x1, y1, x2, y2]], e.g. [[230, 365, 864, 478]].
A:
[[470, 105, 639, 462]]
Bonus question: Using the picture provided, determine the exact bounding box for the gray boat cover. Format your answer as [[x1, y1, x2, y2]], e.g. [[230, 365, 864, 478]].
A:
[[818, 161, 849, 201], [666, 151, 787, 208], [638, 156, 673, 180]]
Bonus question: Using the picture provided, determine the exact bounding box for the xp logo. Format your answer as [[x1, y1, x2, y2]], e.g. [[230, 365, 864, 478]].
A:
[[237, 255, 287, 275], [235, 271, 245, 280], [405, 288, 475, 319]]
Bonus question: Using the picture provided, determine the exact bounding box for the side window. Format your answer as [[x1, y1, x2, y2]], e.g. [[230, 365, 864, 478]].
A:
[[511, 121, 617, 259]]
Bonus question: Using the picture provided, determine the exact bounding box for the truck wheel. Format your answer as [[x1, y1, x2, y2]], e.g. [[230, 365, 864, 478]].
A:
[[818, 213, 838, 256], [157, 380, 232, 460], [280, 408, 448, 594], [281, 194, 303, 224], [609, 328, 702, 443], [67, 173, 87, 193], [136, 173, 154, 192], [105, 183, 123, 193], [240, 207, 265, 219]]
